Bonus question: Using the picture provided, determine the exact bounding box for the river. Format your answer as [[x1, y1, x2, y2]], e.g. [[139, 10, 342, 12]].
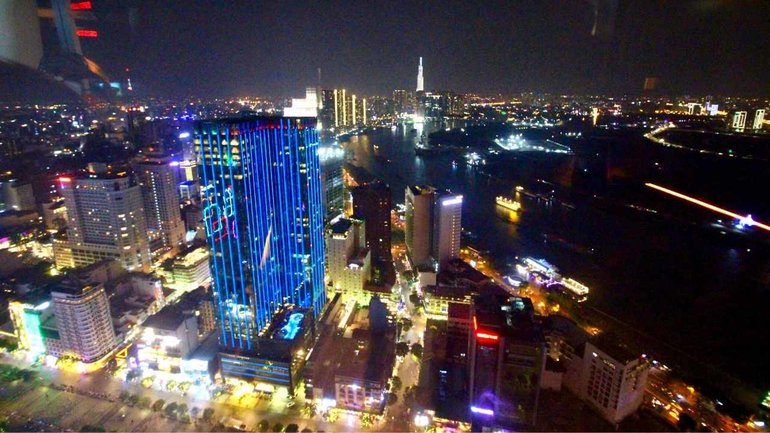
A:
[[341, 121, 770, 400]]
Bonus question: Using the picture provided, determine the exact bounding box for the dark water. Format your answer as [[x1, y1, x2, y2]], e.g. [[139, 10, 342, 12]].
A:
[[343, 123, 770, 396]]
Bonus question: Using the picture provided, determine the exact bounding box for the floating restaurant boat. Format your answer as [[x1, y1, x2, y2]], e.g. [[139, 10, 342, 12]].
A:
[[496, 196, 522, 212]]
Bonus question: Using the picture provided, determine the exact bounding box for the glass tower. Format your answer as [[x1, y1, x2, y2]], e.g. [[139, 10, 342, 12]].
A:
[[195, 116, 326, 354]]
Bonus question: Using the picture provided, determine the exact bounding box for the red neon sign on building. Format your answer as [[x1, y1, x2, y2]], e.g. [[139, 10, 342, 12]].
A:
[[76, 29, 99, 38], [71, 1, 93, 11], [476, 331, 500, 343]]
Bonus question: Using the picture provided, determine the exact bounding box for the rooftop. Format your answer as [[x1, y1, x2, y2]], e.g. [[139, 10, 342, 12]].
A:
[[186, 330, 219, 362], [307, 304, 396, 398], [174, 247, 209, 267], [447, 302, 471, 320], [589, 332, 643, 365], [263, 307, 311, 341], [438, 259, 491, 285], [472, 293, 543, 344], [336, 330, 395, 383], [196, 115, 316, 128], [51, 282, 102, 297], [408, 185, 436, 196], [425, 284, 472, 300], [142, 303, 191, 331], [328, 218, 352, 235], [344, 163, 375, 185]]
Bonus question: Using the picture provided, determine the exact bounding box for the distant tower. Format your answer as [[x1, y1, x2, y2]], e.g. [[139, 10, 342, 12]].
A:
[[416, 57, 424, 92]]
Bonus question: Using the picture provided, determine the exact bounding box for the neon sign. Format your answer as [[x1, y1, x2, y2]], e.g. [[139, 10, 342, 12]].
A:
[[203, 186, 236, 241], [476, 331, 499, 343], [470, 406, 494, 416]]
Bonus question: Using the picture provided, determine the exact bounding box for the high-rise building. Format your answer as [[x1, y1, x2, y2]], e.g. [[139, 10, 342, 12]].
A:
[[284, 87, 319, 117], [319, 145, 345, 221], [393, 89, 412, 116], [325, 217, 370, 299], [419, 91, 465, 119], [57, 171, 151, 272], [319, 89, 335, 130], [52, 282, 117, 363], [351, 181, 393, 284], [417, 57, 424, 92], [171, 247, 211, 291], [469, 294, 546, 430], [577, 339, 650, 424], [405, 186, 463, 270], [330, 89, 368, 129], [731, 111, 747, 130], [0, 178, 36, 212], [133, 156, 186, 253], [543, 316, 650, 425], [433, 192, 463, 267], [753, 109, 765, 130], [405, 185, 435, 267], [195, 116, 326, 368]]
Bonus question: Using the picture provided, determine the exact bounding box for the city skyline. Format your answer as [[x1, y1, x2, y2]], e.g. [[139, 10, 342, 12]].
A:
[[1, 2, 770, 432], [2, 0, 770, 100]]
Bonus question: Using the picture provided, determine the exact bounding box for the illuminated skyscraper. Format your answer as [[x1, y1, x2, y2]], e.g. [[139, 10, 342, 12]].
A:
[[405, 186, 462, 271], [134, 156, 186, 253], [57, 171, 151, 272], [405, 185, 435, 267], [318, 145, 345, 220], [330, 88, 368, 128], [195, 116, 326, 358], [325, 217, 370, 298], [469, 294, 545, 430], [731, 111, 747, 130], [52, 282, 117, 363], [433, 191, 463, 267], [417, 57, 424, 92], [352, 181, 393, 284]]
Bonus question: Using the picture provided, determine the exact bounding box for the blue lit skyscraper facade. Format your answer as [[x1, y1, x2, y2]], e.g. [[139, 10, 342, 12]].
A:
[[195, 116, 326, 356]]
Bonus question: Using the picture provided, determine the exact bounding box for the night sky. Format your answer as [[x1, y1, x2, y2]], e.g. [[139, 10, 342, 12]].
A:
[[9, 0, 770, 98]]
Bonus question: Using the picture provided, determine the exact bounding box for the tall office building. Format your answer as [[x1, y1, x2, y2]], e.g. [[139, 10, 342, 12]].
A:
[[433, 192, 463, 266], [133, 156, 186, 253], [319, 89, 335, 130], [416, 57, 424, 92], [319, 145, 345, 221], [393, 89, 412, 116], [52, 282, 117, 363], [577, 338, 650, 424], [57, 171, 151, 271], [195, 116, 326, 359], [731, 111, 748, 130], [469, 294, 546, 430], [405, 185, 435, 267], [351, 181, 393, 284], [284, 87, 319, 117], [405, 186, 462, 270], [331, 89, 368, 128], [325, 217, 370, 297], [419, 91, 465, 119]]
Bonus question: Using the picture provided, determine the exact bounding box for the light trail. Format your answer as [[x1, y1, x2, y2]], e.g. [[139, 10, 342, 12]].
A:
[[645, 183, 770, 232]]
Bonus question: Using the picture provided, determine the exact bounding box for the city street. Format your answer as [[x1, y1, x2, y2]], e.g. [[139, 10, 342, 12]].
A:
[[0, 352, 356, 433]]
